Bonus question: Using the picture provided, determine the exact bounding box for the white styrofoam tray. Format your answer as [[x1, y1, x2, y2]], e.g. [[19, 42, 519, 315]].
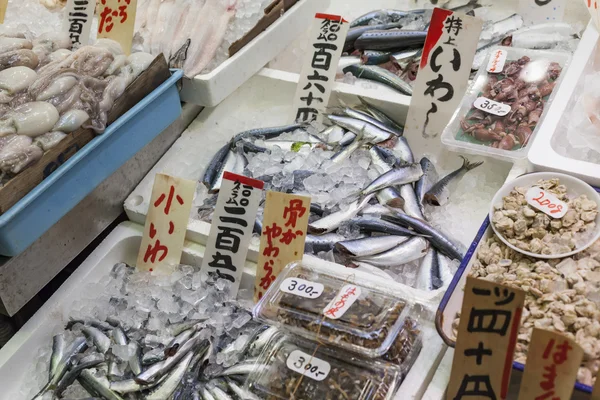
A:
[[179, 0, 327, 107], [0, 220, 442, 400], [528, 22, 600, 186]]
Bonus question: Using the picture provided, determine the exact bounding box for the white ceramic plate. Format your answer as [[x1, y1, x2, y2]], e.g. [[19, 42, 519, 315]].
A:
[[489, 172, 600, 259]]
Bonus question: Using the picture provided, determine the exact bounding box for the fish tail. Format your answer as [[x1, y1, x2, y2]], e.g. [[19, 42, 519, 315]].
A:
[[459, 155, 484, 171]]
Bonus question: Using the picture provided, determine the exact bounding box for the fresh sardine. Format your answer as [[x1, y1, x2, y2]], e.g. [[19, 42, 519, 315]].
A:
[[415, 157, 438, 207], [330, 135, 362, 164], [336, 235, 410, 257], [202, 142, 231, 189], [306, 233, 346, 254], [308, 194, 374, 234], [326, 114, 392, 144], [50, 334, 66, 380], [415, 248, 442, 291], [147, 352, 194, 400], [348, 216, 417, 236], [78, 369, 125, 400], [424, 156, 483, 206], [82, 326, 112, 354], [335, 106, 402, 137], [354, 30, 427, 51], [165, 328, 196, 357], [362, 164, 422, 195], [358, 96, 404, 135], [399, 183, 425, 220], [111, 327, 128, 346], [356, 237, 429, 267], [377, 187, 404, 208], [209, 149, 237, 193], [345, 22, 403, 51], [343, 64, 413, 95]]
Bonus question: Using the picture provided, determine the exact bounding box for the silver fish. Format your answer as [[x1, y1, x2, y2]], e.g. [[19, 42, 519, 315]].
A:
[[217, 362, 266, 377], [55, 353, 105, 396], [111, 327, 128, 346], [305, 233, 347, 254], [347, 216, 417, 236], [415, 248, 441, 291], [362, 164, 422, 195], [248, 326, 278, 357], [209, 150, 237, 193], [210, 386, 234, 400], [391, 137, 414, 164], [356, 237, 429, 267], [335, 106, 402, 137], [330, 136, 363, 164], [111, 378, 161, 394], [350, 9, 417, 27], [377, 187, 404, 208], [226, 379, 261, 400], [358, 96, 404, 136], [512, 31, 576, 49], [107, 354, 125, 379], [338, 131, 357, 147], [336, 235, 410, 257], [167, 319, 208, 337], [438, 252, 455, 287], [66, 319, 116, 331], [326, 114, 392, 144], [382, 213, 465, 261], [78, 369, 125, 400], [129, 342, 142, 376], [308, 194, 374, 234], [202, 142, 231, 189], [142, 347, 166, 366], [350, 261, 395, 280], [50, 333, 66, 380], [369, 146, 393, 173], [345, 21, 403, 51], [415, 157, 438, 207], [165, 328, 196, 357], [147, 352, 194, 400], [82, 326, 111, 354], [399, 184, 424, 220], [200, 387, 217, 400], [343, 64, 413, 95], [354, 30, 428, 51], [47, 336, 88, 389], [424, 156, 483, 206], [359, 203, 393, 216]]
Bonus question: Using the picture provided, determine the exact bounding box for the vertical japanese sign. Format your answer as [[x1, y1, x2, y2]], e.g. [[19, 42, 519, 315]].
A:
[[97, 0, 137, 55], [136, 173, 195, 274], [291, 13, 349, 124], [583, 0, 600, 28], [404, 8, 482, 139], [447, 277, 525, 400], [519, 0, 566, 25], [200, 172, 264, 296], [254, 191, 310, 302], [0, 0, 7, 24], [517, 328, 583, 400], [64, 0, 96, 47]]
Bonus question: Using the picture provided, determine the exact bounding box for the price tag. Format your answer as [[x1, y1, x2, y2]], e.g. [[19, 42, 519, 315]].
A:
[[473, 97, 511, 116], [404, 8, 483, 139], [291, 13, 349, 124], [97, 0, 138, 55], [286, 350, 330, 381], [200, 172, 264, 297], [519, 0, 566, 25], [447, 277, 525, 400], [526, 187, 568, 218], [254, 192, 311, 303], [136, 173, 195, 274], [322, 284, 361, 319], [517, 328, 583, 400], [0, 0, 8, 24], [486, 49, 507, 73], [280, 278, 324, 299], [64, 0, 96, 47]]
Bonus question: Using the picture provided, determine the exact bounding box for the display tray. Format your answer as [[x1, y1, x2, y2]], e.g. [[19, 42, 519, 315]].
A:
[[179, 0, 326, 107], [0, 62, 183, 256]]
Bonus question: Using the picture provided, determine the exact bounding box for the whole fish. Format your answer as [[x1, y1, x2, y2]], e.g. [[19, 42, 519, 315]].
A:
[[55, 353, 105, 396], [345, 22, 403, 51], [50, 333, 66, 380], [334, 106, 402, 137], [382, 213, 465, 261], [415, 157, 438, 207], [415, 248, 442, 291], [82, 326, 112, 354], [350, 9, 425, 27], [147, 352, 194, 400], [239, 140, 267, 154], [399, 183, 425, 220], [326, 114, 392, 144], [377, 187, 404, 208], [335, 235, 410, 257], [308, 194, 374, 234], [111, 327, 128, 346], [354, 30, 428, 51], [330, 135, 363, 164], [343, 64, 413, 95], [78, 369, 125, 400], [369, 146, 393, 173], [202, 142, 232, 189], [46, 336, 88, 390], [358, 96, 405, 135], [306, 233, 347, 254], [347, 216, 417, 236], [361, 164, 423, 195], [167, 319, 207, 336], [209, 150, 237, 193], [356, 237, 429, 267], [424, 156, 483, 206]]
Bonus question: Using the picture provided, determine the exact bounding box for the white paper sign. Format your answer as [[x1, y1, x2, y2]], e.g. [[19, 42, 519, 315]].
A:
[[322, 284, 361, 319], [404, 8, 483, 138], [280, 278, 324, 299], [292, 13, 349, 124], [286, 350, 331, 381], [526, 187, 569, 218], [64, 0, 96, 47], [474, 97, 511, 116], [487, 48, 507, 73], [519, 0, 566, 25], [200, 172, 264, 296]]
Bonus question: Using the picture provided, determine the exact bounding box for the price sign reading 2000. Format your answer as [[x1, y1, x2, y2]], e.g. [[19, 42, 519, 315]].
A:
[[280, 278, 324, 299]]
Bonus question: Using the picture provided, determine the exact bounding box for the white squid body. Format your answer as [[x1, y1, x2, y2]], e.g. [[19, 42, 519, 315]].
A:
[[0, 37, 32, 54], [53, 109, 89, 133], [0, 66, 37, 95], [1, 102, 60, 137], [33, 131, 67, 151], [37, 75, 78, 101]]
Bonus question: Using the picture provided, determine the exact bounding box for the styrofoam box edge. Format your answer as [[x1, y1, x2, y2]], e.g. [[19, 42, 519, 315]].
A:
[[179, 0, 328, 107]]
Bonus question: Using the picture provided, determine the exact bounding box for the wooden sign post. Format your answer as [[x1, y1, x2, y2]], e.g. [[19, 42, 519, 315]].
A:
[[97, 0, 138, 54], [517, 328, 583, 400], [136, 173, 195, 274], [254, 191, 310, 302], [447, 277, 525, 400]]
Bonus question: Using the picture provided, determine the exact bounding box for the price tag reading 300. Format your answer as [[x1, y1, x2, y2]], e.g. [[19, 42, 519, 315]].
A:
[[474, 97, 511, 116], [286, 350, 331, 381], [280, 278, 324, 299]]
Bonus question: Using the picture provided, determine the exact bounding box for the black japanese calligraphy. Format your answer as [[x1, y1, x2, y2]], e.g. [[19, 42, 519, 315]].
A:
[[454, 375, 497, 400]]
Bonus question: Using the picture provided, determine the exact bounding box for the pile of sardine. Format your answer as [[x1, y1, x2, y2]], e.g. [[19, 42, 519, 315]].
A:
[[200, 98, 483, 291], [0, 29, 154, 176], [30, 262, 277, 400]]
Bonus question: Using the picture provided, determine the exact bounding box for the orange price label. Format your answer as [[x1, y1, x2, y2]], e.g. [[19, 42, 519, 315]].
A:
[[254, 191, 310, 303], [97, 0, 137, 55], [136, 173, 195, 274]]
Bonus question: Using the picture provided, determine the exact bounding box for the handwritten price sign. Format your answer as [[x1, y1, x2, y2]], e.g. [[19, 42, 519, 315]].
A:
[[526, 187, 568, 218], [322, 284, 361, 319], [286, 350, 330, 381], [474, 97, 511, 116], [487, 49, 507, 73], [280, 278, 323, 299]]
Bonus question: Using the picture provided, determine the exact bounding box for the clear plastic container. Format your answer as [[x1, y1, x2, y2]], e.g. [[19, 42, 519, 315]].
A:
[[441, 46, 571, 162], [245, 333, 403, 400], [253, 262, 414, 358]]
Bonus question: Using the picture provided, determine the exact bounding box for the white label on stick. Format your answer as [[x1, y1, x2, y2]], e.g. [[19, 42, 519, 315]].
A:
[[280, 278, 324, 299], [64, 0, 96, 47], [322, 284, 361, 319], [487, 49, 507, 73], [526, 187, 569, 219], [286, 350, 331, 381], [474, 97, 511, 116]]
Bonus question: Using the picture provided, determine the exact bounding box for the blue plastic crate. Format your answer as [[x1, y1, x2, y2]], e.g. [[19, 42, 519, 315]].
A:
[[0, 70, 184, 256]]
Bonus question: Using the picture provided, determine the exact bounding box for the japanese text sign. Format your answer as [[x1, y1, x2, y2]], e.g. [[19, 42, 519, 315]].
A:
[[519, 0, 566, 26], [254, 191, 311, 303], [200, 172, 264, 297], [97, 0, 137, 55], [405, 8, 482, 139], [0, 0, 7, 24], [64, 0, 96, 47], [447, 277, 525, 400], [136, 173, 195, 274], [583, 0, 600, 29], [517, 328, 583, 400], [292, 13, 349, 124]]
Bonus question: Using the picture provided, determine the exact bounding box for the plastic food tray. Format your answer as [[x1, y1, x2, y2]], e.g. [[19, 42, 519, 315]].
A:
[[179, 0, 327, 107], [529, 22, 600, 187], [0, 70, 184, 256], [436, 184, 600, 394]]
